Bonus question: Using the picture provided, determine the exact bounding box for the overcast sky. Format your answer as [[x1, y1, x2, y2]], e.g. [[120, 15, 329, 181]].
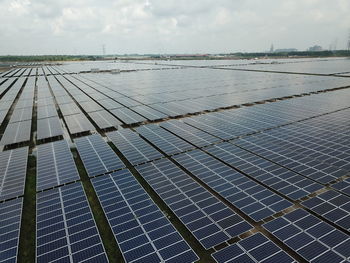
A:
[[1, 0, 350, 55]]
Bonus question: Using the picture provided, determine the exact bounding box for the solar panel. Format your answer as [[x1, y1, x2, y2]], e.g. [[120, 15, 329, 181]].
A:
[[55, 95, 74, 105], [78, 100, 103, 113], [212, 233, 295, 263], [75, 134, 125, 177], [183, 117, 232, 140], [0, 147, 28, 201], [135, 125, 195, 155], [58, 102, 81, 116], [91, 169, 199, 263], [37, 140, 80, 191], [107, 129, 163, 165], [0, 198, 23, 263], [88, 110, 122, 129], [332, 178, 350, 196], [136, 159, 252, 249], [173, 150, 292, 221], [37, 97, 55, 107], [235, 135, 346, 184], [9, 107, 33, 123], [0, 110, 8, 126], [302, 190, 350, 231], [160, 120, 221, 147], [37, 104, 58, 119], [205, 142, 323, 200], [131, 105, 167, 120], [263, 208, 350, 262], [64, 113, 95, 135], [0, 120, 31, 146], [37, 117, 63, 141], [115, 96, 142, 107], [15, 98, 33, 109], [110, 108, 146, 124], [98, 98, 124, 110], [36, 182, 108, 263]]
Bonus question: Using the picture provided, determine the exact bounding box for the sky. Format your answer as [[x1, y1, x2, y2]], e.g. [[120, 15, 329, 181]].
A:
[[1, 0, 350, 55]]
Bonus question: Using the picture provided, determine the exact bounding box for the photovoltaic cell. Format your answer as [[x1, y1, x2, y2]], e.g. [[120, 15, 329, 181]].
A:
[[107, 129, 163, 165], [9, 107, 33, 123], [0, 147, 28, 201], [91, 169, 199, 263], [0, 198, 23, 263], [110, 108, 146, 124], [302, 190, 350, 231], [75, 134, 125, 177], [37, 117, 63, 141], [36, 182, 108, 263], [135, 125, 195, 155], [160, 120, 221, 148], [136, 159, 252, 249], [0, 120, 31, 146], [37, 104, 58, 119], [64, 113, 95, 135], [88, 110, 122, 129], [263, 208, 350, 262], [131, 105, 167, 121], [37, 140, 80, 191], [58, 103, 81, 116], [173, 150, 292, 221], [205, 142, 323, 200], [212, 233, 295, 263]]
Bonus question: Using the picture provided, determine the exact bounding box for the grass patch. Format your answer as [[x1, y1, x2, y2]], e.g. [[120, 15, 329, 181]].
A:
[[18, 155, 36, 263]]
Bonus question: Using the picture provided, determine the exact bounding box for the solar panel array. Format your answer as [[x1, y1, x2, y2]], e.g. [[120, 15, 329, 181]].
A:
[[136, 159, 253, 248], [1, 59, 350, 262], [173, 150, 292, 221], [0, 198, 23, 263], [107, 129, 163, 165], [135, 125, 195, 155], [263, 208, 350, 262], [91, 169, 199, 263], [36, 183, 108, 263], [75, 134, 125, 177], [212, 233, 295, 263], [36, 140, 80, 191], [0, 147, 28, 201]]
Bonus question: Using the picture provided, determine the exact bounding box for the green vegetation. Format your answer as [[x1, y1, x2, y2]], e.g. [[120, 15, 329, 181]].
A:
[[18, 155, 36, 263], [0, 55, 102, 62], [232, 50, 350, 58], [1, 50, 350, 62]]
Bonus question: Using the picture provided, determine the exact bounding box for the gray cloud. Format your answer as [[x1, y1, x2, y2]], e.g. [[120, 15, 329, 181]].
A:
[[0, 0, 349, 55]]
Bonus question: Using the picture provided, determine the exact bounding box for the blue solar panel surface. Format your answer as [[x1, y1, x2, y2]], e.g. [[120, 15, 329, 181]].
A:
[[212, 233, 296, 263], [263, 208, 350, 262], [91, 169, 199, 263], [173, 150, 292, 221], [36, 182, 108, 263], [0, 147, 28, 201], [107, 129, 163, 165], [75, 134, 125, 177], [135, 125, 195, 155], [136, 159, 253, 248], [205, 142, 324, 200], [37, 140, 80, 191], [0, 198, 23, 263]]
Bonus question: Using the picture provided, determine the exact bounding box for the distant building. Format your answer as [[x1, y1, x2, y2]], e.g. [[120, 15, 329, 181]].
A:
[[308, 45, 323, 51], [270, 44, 274, 53]]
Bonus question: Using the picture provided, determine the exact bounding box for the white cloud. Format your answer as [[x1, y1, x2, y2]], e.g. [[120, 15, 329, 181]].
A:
[[0, 0, 349, 54]]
